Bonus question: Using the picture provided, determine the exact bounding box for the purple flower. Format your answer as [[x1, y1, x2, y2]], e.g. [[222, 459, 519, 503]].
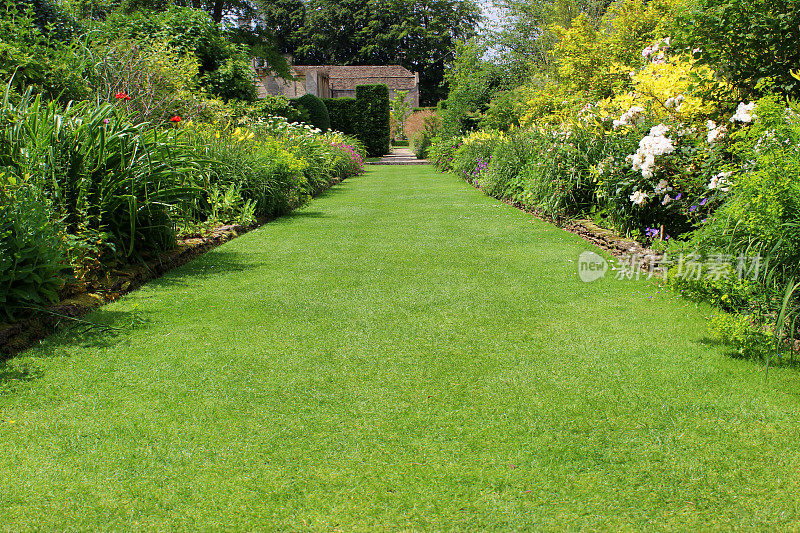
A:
[[675, 193, 682, 201], [645, 227, 660, 239], [699, 197, 708, 206], [689, 205, 697, 212]]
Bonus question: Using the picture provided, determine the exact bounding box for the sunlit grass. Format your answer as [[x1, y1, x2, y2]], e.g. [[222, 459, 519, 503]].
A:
[[1, 166, 799, 531]]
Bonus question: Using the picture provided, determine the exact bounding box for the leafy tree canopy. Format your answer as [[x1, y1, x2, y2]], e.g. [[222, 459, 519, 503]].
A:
[[672, 0, 800, 100]]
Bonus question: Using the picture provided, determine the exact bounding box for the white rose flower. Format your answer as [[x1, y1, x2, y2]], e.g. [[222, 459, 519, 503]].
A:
[[630, 190, 649, 205], [730, 102, 757, 123]]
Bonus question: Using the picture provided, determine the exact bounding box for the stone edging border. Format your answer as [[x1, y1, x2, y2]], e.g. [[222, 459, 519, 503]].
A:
[[0, 175, 350, 357]]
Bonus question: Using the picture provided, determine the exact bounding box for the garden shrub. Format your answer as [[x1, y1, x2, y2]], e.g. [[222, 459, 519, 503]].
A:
[[480, 87, 527, 131], [411, 131, 430, 159], [711, 313, 776, 362], [548, 0, 682, 103], [201, 52, 257, 102], [429, 135, 463, 171], [355, 84, 390, 156], [323, 97, 358, 136], [672, 0, 800, 99], [99, 7, 256, 102], [0, 0, 91, 102], [253, 94, 308, 123], [293, 93, 330, 132], [0, 173, 67, 317], [9, 0, 77, 40], [322, 132, 366, 182], [437, 40, 513, 141], [517, 79, 582, 127], [684, 96, 800, 311], [666, 262, 754, 312], [481, 130, 539, 199], [451, 130, 504, 186]]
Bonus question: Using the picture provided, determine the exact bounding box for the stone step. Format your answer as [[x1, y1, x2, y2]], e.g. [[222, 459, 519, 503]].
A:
[[367, 160, 429, 165], [368, 147, 429, 165]]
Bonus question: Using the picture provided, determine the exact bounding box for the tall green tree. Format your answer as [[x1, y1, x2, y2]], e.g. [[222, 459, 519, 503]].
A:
[[256, 0, 305, 55]]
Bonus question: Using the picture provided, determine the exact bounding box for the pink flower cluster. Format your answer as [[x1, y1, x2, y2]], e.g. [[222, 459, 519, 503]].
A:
[[331, 142, 365, 177]]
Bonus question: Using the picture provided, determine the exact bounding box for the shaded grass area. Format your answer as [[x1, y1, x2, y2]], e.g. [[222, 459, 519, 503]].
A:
[[1, 166, 799, 531]]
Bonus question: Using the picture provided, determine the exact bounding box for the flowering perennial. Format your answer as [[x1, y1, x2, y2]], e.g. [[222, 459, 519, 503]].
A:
[[730, 102, 756, 123], [664, 95, 685, 111], [706, 120, 727, 144], [708, 171, 732, 191], [630, 190, 649, 205], [613, 106, 645, 129], [330, 142, 365, 178], [629, 124, 674, 179]]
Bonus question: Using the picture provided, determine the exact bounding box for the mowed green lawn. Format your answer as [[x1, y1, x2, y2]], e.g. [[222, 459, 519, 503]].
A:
[[1, 165, 799, 531]]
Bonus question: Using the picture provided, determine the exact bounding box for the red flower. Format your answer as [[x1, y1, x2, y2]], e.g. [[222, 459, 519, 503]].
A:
[[170, 116, 181, 123], [114, 92, 131, 101]]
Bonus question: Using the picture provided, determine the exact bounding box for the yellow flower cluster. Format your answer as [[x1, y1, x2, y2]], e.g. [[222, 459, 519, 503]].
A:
[[233, 127, 255, 142], [462, 129, 505, 146]]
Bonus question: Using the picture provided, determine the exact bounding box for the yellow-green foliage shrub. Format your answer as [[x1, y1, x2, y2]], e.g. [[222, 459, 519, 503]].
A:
[[597, 53, 726, 125], [519, 0, 695, 125]]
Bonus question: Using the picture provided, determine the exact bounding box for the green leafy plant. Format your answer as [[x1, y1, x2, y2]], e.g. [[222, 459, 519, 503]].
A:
[[411, 113, 440, 160], [98, 6, 257, 102], [711, 312, 775, 361], [0, 172, 67, 317], [293, 93, 330, 132], [672, 0, 800, 99], [0, 85, 202, 258]]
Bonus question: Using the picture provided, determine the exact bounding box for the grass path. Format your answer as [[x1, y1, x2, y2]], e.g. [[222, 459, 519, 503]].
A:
[[1, 166, 799, 531]]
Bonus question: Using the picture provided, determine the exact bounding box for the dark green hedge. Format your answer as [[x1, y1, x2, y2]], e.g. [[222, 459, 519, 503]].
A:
[[355, 84, 390, 156], [323, 97, 359, 136], [292, 93, 330, 132]]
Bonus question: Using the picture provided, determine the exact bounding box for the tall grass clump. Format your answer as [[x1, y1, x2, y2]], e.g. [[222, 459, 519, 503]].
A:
[[0, 86, 202, 258]]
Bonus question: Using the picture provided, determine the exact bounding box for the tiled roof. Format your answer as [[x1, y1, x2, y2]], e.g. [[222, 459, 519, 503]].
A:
[[293, 65, 416, 79], [331, 77, 417, 91]]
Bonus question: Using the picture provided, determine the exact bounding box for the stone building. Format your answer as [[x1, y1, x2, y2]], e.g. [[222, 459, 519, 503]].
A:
[[254, 63, 420, 107]]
